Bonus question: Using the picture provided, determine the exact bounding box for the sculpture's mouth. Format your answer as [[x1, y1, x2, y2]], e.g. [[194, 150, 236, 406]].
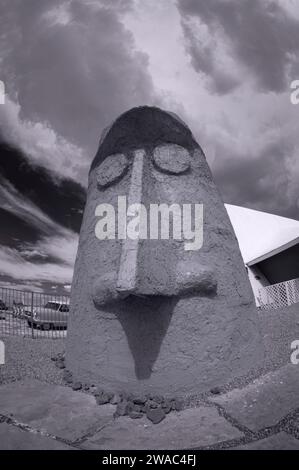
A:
[[92, 265, 217, 308]]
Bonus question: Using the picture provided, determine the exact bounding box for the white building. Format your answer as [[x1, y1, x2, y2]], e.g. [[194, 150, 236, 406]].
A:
[[226, 204, 299, 309]]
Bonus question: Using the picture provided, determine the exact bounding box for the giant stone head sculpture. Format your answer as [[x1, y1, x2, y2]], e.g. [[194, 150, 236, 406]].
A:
[[66, 106, 263, 395]]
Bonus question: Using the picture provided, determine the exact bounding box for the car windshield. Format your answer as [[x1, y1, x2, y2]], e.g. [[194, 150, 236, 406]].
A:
[[44, 302, 61, 311]]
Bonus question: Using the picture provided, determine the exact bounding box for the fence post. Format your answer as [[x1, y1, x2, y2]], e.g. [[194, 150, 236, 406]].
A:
[[30, 291, 34, 339], [286, 281, 291, 307]]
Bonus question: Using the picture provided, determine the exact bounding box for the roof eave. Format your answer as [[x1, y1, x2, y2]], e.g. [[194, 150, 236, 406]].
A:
[[247, 236, 299, 266]]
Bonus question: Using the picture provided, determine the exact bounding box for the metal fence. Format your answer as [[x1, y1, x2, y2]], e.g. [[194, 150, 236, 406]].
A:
[[258, 278, 299, 310], [0, 286, 70, 339]]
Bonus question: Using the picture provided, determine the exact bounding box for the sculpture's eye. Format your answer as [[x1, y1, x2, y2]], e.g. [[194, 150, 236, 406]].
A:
[[153, 144, 191, 175], [96, 153, 129, 188]]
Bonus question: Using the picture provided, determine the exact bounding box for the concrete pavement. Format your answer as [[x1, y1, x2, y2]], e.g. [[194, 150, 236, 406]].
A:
[[0, 365, 299, 450]]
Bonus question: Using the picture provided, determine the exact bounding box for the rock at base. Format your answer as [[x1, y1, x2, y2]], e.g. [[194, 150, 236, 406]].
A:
[[146, 407, 166, 424], [72, 382, 82, 391]]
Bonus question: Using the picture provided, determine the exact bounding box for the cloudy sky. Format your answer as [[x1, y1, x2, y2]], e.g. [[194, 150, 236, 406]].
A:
[[0, 0, 298, 293]]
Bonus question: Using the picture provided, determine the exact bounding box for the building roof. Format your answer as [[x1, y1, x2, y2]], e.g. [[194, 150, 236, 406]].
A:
[[225, 204, 299, 265]]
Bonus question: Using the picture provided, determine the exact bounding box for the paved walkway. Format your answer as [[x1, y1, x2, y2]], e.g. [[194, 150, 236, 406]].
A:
[[0, 364, 299, 450]]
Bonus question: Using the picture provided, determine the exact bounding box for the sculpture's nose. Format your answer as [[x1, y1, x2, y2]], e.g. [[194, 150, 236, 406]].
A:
[[115, 148, 176, 299], [116, 149, 145, 297]]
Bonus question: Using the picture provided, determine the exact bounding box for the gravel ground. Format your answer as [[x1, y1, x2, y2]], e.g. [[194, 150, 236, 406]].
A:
[[0, 335, 65, 386], [0, 304, 298, 392]]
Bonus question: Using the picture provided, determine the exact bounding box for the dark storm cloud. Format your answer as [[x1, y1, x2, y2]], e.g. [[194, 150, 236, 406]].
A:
[[0, 0, 156, 160], [177, 0, 299, 94], [0, 142, 85, 234], [175, 0, 299, 221], [0, 141, 81, 288], [179, 18, 241, 95], [0, 208, 40, 249], [214, 140, 299, 220]]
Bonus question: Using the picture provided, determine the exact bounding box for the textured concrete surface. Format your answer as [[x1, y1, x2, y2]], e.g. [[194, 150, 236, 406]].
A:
[[0, 423, 75, 450], [0, 380, 114, 441], [258, 304, 299, 371], [66, 106, 263, 395], [81, 407, 242, 450], [210, 364, 299, 431], [233, 432, 299, 450], [0, 375, 299, 450]]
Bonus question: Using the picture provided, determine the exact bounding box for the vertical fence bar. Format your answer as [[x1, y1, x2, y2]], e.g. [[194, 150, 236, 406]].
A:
[[30, 291, 34, 339]]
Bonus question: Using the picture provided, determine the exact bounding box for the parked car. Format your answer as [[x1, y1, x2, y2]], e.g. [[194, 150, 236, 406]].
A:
[[0, 299, 7, 320], [27, 301, 70, 330], [12, 301, 29, 318]]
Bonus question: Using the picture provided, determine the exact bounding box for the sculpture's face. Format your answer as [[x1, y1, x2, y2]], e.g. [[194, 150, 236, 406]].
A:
[[90, 143, 219, 307]]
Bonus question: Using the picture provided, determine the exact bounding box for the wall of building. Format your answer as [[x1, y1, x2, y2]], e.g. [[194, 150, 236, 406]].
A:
[[257, 243, 299, 285], [247, 265, 270, 306]]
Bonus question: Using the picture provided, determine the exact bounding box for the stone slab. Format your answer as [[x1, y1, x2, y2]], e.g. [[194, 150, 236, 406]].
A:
[[233, 432, 299, 450], [0, 423, 75, 450], [82, 406, 242, 450], [211, 365, 299, 431], [0, 380, 114, 441]]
